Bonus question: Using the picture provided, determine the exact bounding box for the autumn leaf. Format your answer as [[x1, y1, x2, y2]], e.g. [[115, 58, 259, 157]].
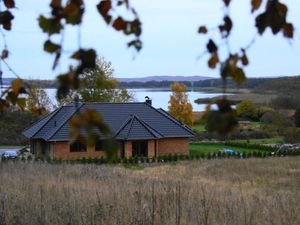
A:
[[4, 0, 15, 9], [223, 0, 231, 7], [44, 40, 61, 53], [219, 16, 233, 38], [127, 40, 142, 51], [50, 0, 61, 8], [283, 23, 294, 38], [241, 52, 249, 66], [0, 10, 14, 30], [251, 0, 262, 13], [206, 39, 218, 53], [97, 0, 112, 24], [231, 67, 246, 85], [11, 79, 23, 94], [1, 49, 9, 59], [17, 98, 26, 111], [198, 26, 208, 34], [208, 53, 219, 69], [112, 17, 127, 31], [38, 15, 63, 35]]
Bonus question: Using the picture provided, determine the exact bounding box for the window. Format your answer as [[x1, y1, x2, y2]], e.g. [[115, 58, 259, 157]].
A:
[[132, 141, 148, 157], [70, 141, 87, 152], [95, 140, 104, 151]]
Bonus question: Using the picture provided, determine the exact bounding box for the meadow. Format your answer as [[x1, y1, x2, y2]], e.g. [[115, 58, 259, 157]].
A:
[[0, 157, 299, 225]]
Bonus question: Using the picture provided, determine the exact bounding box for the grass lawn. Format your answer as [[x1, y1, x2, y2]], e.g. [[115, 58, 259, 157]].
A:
[[193, 121, 265, 132], [250, 121, 263, 128], [232, 137, 283, 145], [189, 143, 268, 156]]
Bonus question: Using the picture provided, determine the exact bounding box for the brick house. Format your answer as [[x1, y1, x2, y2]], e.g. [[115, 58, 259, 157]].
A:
[[23, 101, 194, 159]]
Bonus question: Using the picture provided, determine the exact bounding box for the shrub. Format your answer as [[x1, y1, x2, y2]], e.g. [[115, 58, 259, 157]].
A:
[[236, 100, 257, 119], [172, 154, 178, 161], [257, 106, 274, 119], [283, 127, 300, 143], [81, 157, 87, 164], [294, 108, 300, 127]]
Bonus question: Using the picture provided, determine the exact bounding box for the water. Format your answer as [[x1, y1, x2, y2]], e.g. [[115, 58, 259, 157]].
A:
[[46, 88, 227, 112]]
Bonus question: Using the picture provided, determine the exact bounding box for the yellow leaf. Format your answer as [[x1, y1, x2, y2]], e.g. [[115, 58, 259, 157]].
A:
[[11, 79, 23, 94], [1, 49, 9, 59]]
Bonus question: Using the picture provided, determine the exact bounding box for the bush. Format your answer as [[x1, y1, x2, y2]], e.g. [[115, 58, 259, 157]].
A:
[[271, 95, 300, 109], [283, 127, 300, 143], [294, 108, 300, 127], [0, 111, 40, 145], [257, 106, 274, 119], [236, 100, 257, 119]]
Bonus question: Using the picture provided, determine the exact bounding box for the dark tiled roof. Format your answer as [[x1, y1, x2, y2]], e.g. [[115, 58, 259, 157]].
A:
[[23, 102, 194, 141]]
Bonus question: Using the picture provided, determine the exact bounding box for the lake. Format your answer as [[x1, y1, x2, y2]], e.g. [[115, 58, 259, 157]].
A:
[[46, 88, 227, 112]]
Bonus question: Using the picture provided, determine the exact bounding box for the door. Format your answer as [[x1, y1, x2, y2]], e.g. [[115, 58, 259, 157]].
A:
[[120, 141, 125, 158], [132, 140, 148, 157]]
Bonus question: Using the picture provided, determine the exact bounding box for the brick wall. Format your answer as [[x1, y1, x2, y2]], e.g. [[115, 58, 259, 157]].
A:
[[51, 137, 189, 159], [148, 140, 155, 157], [53, 142, 107, 160], [157, 138, 189, 156], [124, 141, 132, 158]]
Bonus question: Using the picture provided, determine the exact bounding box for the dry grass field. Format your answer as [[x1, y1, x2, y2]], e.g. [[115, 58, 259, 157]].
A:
[[0, 157, 300, 225]]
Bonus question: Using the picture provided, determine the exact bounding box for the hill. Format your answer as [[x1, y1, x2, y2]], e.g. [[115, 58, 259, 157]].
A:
[[118, 75, 212, 83]]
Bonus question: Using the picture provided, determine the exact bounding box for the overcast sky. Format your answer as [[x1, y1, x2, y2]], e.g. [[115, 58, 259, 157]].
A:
[[2, 0, 300, 79]]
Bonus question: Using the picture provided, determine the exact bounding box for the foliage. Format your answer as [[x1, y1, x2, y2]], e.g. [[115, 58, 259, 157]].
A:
[[236, 100, 257, 119], [283, 127, 300, 143], [69, 108, 111, 146], [204, 99, 237, 134], [26, 82, 53, 115], [168, 82, 193, 127], [78, 58, 132, 103], [257, 106, 274, 119], [0, 110, 40, 145], [57, 58, 132, 105], [260, 111, 292, 127], [294, 108, 300, 127], [271, 94, 300, 110], [255, 76, 300, 95]]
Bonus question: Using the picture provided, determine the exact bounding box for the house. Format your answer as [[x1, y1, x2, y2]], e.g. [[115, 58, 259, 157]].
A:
[[23, 101, 194, 159]]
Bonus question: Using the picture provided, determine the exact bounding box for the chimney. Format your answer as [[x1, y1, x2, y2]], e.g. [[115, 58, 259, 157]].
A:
[[145, 96, 152, 105]]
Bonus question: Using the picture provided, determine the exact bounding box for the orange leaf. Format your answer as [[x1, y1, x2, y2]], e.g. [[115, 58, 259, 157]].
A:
[[112, 17, 127, 31], [4, 0, 15, 8], [251, 0, 262, 13], [198, 26, 208, 34], [241, 53, 249, 66], [283, 23, 294, 38], [208, 53, 219, 69], [97, 1, 111, 16]]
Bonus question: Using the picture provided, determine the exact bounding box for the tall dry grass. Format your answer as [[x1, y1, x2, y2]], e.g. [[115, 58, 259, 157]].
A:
[[0, 157, 300, 225]]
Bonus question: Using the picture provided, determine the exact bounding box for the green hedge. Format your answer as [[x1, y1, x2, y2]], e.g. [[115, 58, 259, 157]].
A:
[[2, 148, 300, 164], [225, 141, 279, 152]]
